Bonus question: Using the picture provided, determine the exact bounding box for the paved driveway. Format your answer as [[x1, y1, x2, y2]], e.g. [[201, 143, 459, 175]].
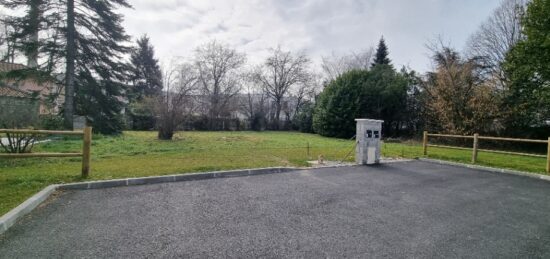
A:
[[1, 161, 550, 258]]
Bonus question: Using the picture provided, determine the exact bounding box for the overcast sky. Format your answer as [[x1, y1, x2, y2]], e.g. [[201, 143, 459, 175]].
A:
[[121, 0, 501, 73]]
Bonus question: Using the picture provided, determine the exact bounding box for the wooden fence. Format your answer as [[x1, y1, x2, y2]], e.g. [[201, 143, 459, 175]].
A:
[[422, 131, 550, 173], [0, 127, 92, 177]]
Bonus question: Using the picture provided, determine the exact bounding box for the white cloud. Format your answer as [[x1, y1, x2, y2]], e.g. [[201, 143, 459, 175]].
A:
[[120, 0, 502, 72]]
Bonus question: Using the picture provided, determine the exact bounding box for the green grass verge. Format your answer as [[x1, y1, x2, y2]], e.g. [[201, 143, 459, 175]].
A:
[[0, 131, 547, 217], [382, 141, 547, 174]]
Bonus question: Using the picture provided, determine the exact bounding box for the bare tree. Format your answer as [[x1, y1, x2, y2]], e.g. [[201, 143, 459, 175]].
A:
[[321, 48, 374, 82], [156, 62, 198, 140], [0, 133, 38, 153], [283, 76, 319, 122], [253, 47, 312, 129], [466, 0, 528, 88], [424, 44, 501, 134], [194, 41, 245, 129], [239, 81, 268, 130]]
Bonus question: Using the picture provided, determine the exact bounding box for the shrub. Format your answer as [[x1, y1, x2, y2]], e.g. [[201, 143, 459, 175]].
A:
[[313, 66, 408, 138], [39, 115, 64, 130], [127, 98, 156, 130], [294, 102, 314, 133], [0, 132, 38, 153], [313, 70, 368, 138]]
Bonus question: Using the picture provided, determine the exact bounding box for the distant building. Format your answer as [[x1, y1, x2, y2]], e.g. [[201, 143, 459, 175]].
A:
[[0, 85, 40, 127], [0, 62, 64, 115]]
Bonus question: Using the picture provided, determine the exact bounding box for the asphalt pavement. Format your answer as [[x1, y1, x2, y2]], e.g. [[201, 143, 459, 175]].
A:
[[1, 160, 549, 258]]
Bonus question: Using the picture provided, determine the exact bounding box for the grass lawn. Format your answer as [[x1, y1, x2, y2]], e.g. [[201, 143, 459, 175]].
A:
[[0, 131, 548, 217]]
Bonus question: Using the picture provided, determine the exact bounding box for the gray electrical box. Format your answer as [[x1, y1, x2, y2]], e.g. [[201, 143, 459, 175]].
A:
[[355, 119, 383, 165]]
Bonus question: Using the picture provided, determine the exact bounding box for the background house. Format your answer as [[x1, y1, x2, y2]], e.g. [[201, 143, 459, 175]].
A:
[[0, 62, 64, 116], [0, 84, 40, 127]]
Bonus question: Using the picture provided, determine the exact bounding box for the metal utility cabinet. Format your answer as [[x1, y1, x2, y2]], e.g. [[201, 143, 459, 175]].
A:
[[356, 119, 383, 165]]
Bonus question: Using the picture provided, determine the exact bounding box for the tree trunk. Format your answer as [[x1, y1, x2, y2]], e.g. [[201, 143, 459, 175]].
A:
[[274, 101, 282, 130], [27, 0, 41, 68], [64, 0, 76, 130], [158, 127, 174, 140]]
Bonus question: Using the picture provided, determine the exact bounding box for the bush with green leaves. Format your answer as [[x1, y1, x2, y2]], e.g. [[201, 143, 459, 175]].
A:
[[503, 0, 550, 138], [313, 70, 367, 138], [313, 66, 408, 138], [250, 112, 267, 131], [39, 115, 64, 130], [127, 97, 156, 130], [293, 102, 315, 133]]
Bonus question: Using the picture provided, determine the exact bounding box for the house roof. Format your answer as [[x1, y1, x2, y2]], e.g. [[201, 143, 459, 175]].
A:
[[0, 62, 27, 72], [0, 62, 60, 97], [0, 85, 34, 98]]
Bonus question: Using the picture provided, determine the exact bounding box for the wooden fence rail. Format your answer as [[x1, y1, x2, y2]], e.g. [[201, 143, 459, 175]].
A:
[[0, 127, 92, 177], [422, 131, 550, 173]]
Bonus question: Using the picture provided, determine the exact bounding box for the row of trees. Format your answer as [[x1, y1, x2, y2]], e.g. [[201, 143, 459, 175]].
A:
[[1, 0, 548, 140], [148, 0, 549, 140], [313, 0, 550, 139], [146, 42, 318, 139], [0, 0, 316, 136], [313, 38, 417, 138], [425, 0, 549, 138]]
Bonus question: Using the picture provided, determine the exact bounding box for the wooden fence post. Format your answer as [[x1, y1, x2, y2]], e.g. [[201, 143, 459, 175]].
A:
[[546, 137, 550, 174], [422, 131, 428, 156], [81, 127, 92, 178], [472, 133, 479, 164]]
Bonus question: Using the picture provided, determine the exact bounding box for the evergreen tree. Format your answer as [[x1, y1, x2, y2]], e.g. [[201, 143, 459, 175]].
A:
[[127, 35, 162, 130], [372, 37, 391, 67], [293, 101, 315, 133], [503, 0, 550, 137], [313, 70, 366, 138], [69, 0, 132, 134], [129, 35, 162, 100], [64, 0, 76, 130], [1, 0, 64, 72], [1, 0, 64, 120], [2, 0, 132, 134], [2, 0, 45, 67], [312, 66, 408, 138]]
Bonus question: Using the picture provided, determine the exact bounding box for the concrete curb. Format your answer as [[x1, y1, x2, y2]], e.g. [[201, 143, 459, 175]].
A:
[[58, 167, 300, 190], [0, 167, 300, 235], [0, 184, 58, 234], [419, 158, 550, 182]]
